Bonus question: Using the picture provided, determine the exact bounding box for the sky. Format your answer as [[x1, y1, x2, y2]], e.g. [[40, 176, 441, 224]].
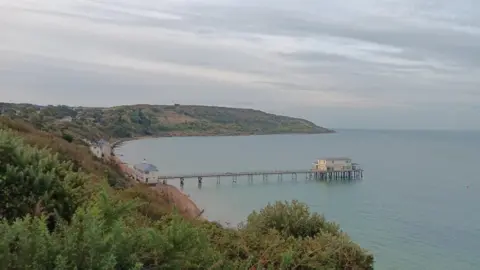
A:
[[0, 0, 479, 130]]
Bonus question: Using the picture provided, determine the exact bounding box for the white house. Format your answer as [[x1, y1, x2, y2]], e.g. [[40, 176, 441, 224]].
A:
[[89, 139, 112, 159], [312, 157, 353, 172], [59, 116, 73, 122], [89, 145, 103, 159], [133, 162, 160, 183], [98, 139, 112, 158]]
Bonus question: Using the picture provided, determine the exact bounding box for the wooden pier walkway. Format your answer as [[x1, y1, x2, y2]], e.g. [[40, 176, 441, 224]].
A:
[[147, 168, 363, 187], [157, 169, 316, 180]]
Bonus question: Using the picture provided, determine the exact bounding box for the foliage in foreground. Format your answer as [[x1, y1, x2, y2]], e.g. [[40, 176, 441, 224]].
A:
[[0, 129, 88, 224], [0, 120, 373, 269], [0, 192, 220, 270], [0, 117, 130, 189]]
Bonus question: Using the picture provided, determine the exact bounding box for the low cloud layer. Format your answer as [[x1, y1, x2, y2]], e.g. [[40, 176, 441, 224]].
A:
[[1, 0, 479, 129]]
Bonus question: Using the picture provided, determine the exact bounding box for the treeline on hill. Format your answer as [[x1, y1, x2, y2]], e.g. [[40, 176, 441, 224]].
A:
[[0, 117, 372, 269], [0, 103, 333, 141]]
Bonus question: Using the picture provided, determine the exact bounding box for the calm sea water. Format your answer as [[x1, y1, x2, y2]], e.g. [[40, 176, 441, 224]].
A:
[[116, 130, 480, 269]]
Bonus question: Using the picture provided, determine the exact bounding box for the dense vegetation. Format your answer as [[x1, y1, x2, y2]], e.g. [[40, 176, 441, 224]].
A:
[[0, 117, 372, 269], [0, 103, 333, 141]]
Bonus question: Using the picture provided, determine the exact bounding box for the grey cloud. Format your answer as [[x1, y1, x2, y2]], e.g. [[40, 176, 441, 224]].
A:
[[278, 51, 445, 75], [0, 51, 280, 108], [320, 24, 480, 69], [276, 49, 478, 108], [1, 0, 480, 129], [178, 1, 480, 71]]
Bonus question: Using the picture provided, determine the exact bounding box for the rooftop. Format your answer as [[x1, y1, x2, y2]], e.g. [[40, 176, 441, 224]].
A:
[[134, 163, 159, 173], [316, 157, 352, 161], [97, 139, 108, 145]]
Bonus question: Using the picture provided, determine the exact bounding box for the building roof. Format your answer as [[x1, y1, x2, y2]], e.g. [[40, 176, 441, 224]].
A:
[[93, 139, 111, 148], [97, 139, 108, 146], [134, 163, 159, 173]]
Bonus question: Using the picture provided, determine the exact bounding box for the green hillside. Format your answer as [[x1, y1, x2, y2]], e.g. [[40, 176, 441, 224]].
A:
[[0, 103, 333, 141]]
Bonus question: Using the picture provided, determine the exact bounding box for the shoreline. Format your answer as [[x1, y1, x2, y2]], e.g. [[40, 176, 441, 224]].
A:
[[111, 130, 335, 150]]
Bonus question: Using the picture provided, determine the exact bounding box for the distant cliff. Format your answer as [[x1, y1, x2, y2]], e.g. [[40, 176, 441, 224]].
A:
[[0, 103, 334, 140]]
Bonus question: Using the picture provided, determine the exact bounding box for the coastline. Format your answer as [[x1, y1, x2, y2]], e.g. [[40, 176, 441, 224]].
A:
[[111, 129, 335, 149]]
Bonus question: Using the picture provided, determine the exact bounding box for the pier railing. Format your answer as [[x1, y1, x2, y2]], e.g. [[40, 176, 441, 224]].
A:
[[142, 167, 363, 187], [157, 169, 315, 180]]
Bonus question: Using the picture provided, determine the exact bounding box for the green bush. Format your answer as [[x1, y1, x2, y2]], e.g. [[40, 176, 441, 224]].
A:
[[61, 133, 73, 143], [0, 191, 221, 270], [0, 129, 87, 224], [215, 200, 374, 269], [244, 200, 342, 238]]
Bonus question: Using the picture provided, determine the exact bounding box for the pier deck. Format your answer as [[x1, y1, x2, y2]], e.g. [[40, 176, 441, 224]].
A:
[[146, 168, 363, 187], [158, 169, 315, 180]]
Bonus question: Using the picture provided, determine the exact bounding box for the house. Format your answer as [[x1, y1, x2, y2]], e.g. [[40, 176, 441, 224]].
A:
[[312, 157, 353, 172], [133, 162, 160, 183], [89, 145, 102, 158], [59, 116, 73, 122], [89, 139, 112, 159], [97, 139, 112, 158]]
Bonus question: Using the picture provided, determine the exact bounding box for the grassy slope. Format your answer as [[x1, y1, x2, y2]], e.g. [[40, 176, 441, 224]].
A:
[[0, 117, 185, 217], [0, 103, 333, 141]]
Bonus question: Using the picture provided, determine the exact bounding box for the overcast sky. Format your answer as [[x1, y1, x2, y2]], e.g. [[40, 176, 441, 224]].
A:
[[1, 0, 479, 130]]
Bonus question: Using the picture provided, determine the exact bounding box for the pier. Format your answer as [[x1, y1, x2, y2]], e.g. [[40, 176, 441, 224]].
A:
[[130, 157, 364, 188], [146, 168, 363, 187]]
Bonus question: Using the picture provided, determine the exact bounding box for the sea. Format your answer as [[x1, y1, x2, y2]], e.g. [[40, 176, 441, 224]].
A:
[[115, 129, 480, 270]]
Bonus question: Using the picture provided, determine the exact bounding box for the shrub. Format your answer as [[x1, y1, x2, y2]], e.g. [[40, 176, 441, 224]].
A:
[[0, 191, 222, 269], [0, 129, 88, 224], [244, 200, 341, 238], [0, 117, 131, 189], [61, 133, 73, 143], [197, 201, 374, 269]]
